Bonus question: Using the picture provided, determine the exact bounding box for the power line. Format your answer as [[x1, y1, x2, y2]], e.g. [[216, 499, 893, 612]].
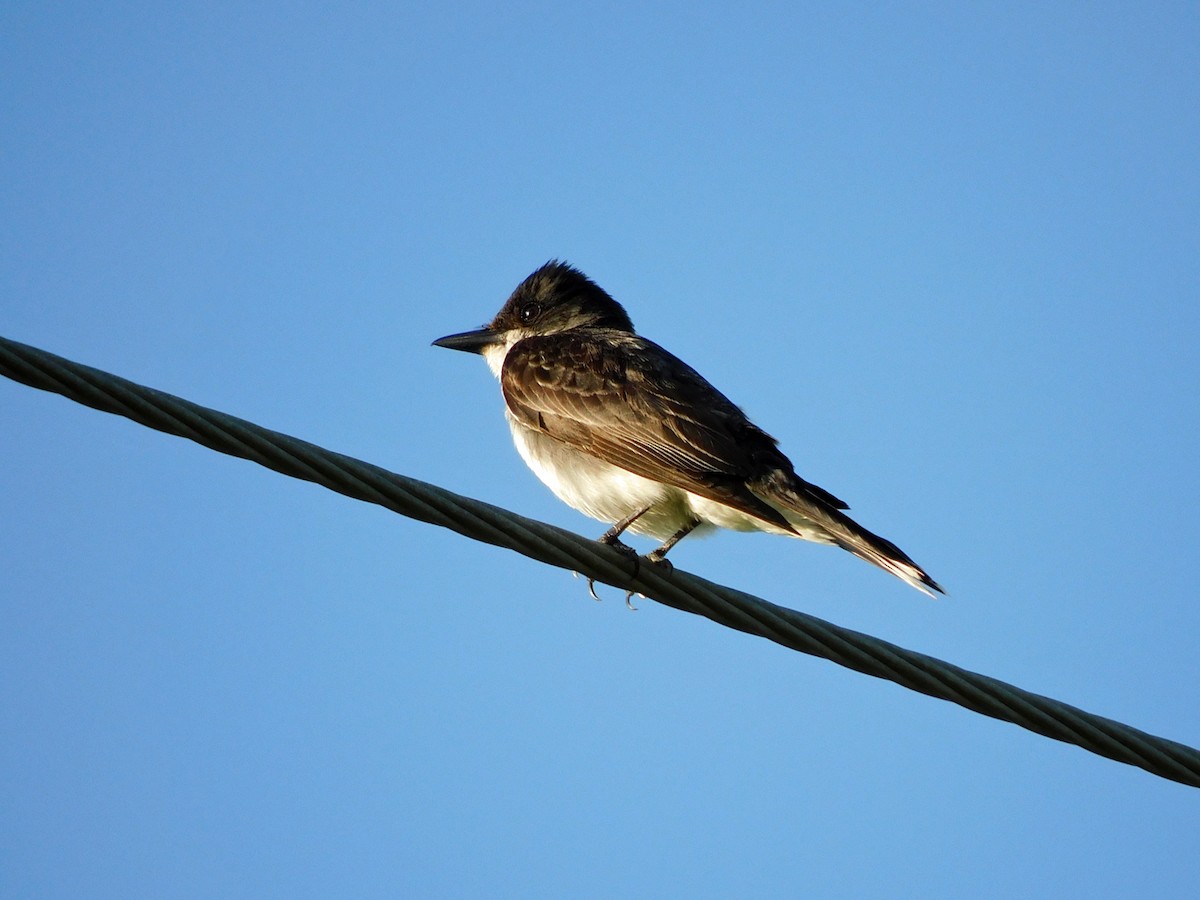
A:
[[2, 334, 1197, 789]]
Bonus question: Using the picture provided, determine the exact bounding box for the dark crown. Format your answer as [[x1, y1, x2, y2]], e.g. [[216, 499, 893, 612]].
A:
[[491, 261, 635, 334]]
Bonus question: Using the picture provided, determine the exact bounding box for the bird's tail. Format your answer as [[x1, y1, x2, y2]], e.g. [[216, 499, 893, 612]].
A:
[[824, 517, 943, 597], [763, 477, 944, 597]]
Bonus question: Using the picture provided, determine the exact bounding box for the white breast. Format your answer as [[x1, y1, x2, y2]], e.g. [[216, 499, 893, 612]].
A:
[[506, 413, 700, 541]]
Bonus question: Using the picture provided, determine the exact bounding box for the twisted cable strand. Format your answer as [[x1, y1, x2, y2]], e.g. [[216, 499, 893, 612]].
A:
[[2, 334, 1197, 788]]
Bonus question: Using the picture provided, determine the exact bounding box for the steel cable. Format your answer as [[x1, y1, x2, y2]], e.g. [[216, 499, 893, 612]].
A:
[[2, 334, 1197, 788]]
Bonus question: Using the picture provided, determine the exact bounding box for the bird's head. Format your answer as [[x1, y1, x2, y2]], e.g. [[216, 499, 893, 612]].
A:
[[433, 261, 634, 373]]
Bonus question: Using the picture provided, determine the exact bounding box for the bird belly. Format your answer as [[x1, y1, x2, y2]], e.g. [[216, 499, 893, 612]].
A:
[[687, 492, 838, 544], [685, 494, 792, 535], [507, 417, 696, 541]]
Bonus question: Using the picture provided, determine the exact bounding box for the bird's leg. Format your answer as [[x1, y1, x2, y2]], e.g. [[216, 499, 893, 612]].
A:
[[586, 506, 650, 602], [645, 518, 701, 575], [598, 506, 650, 548]]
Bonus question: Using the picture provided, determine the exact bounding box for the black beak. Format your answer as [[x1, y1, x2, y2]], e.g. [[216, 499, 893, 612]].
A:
[[432, 327, 500, 355]]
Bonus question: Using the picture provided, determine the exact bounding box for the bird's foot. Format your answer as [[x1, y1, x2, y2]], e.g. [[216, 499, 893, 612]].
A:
[[586, 536, 641, 604], [602, 535, 641, 579], [644, 550, 675, 576]]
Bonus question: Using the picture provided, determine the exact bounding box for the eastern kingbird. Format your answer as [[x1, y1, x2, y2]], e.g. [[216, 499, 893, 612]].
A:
[[434, 261, 943, 597]]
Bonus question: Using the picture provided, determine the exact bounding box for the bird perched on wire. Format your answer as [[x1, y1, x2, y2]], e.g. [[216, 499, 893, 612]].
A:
[[434, 261, 942, 597]]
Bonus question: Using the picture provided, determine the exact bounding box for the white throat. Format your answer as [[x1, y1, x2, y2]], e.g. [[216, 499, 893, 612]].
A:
[[481, 332, 523, 379]]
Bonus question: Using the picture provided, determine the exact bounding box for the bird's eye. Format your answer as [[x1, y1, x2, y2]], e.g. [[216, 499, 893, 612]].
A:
[[519, 302, 541, 324]]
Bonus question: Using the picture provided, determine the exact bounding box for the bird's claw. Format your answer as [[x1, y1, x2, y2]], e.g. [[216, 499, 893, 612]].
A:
[[586, 581, 643, 609]]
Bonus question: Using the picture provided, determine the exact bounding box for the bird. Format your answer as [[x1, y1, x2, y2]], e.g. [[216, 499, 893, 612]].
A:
[[433, 261, 942, 597]]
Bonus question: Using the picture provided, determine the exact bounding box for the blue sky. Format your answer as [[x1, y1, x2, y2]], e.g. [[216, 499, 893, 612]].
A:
[[3, 2, 1198, 897]]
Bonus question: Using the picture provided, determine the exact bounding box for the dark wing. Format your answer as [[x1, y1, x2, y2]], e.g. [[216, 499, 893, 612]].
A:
[[501, 331, 843, 531]]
